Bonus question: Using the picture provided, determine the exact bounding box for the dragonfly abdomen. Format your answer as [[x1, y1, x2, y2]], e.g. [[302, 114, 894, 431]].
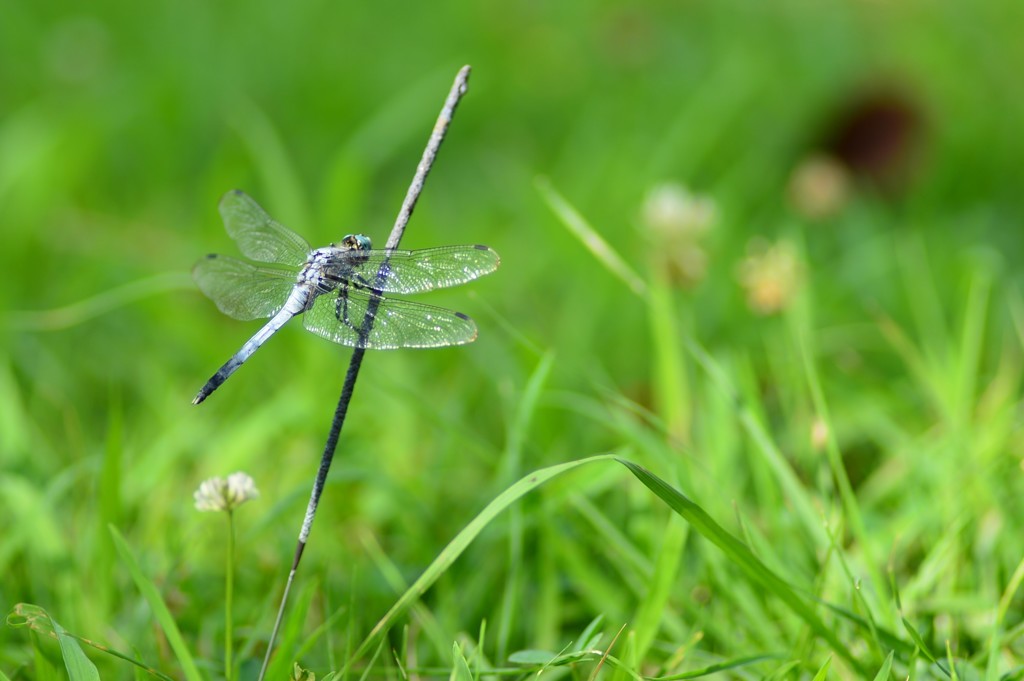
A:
[[192, 287, 310, 404]]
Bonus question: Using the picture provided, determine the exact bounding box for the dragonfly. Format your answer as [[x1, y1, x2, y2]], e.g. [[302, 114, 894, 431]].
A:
[[191, 189, 500, 405]]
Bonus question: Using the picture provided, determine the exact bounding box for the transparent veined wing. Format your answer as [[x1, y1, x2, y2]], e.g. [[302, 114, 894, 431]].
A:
[[193, 254, 297, 320], [335, 244, 500, 295], [219, 190, 311, 266], [302, 287, 479, 349]]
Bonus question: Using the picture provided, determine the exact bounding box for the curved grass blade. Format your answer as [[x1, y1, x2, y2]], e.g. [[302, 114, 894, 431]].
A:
[[536, 176, 647, 298], [617, 459, 864, 674], [7, 604, 98, 681], [108, 526, 203, 681], [343, 455, 861, 676], [227, 98, 311, 237], [7, 604, 175, 680], [345, 454, 619, 670], [900, 616, 937, 665], [7, 272, 193, 331]]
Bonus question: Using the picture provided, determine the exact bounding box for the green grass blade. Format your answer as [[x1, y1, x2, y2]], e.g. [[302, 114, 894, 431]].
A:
[[617, 459, 862, 672], [450, 642, 474, 681], [818, 602, 912, 654], [797, 326, 877, 573], [766, 660, 802, 678], [953, 261, 991, 426], [631, 515, 687, 662], [810, 655, 832, 681], [346, 454, 618, 669], [872, 651, 895, 680], [570, 495, 652, 583], [6, 604, 99, 681], [646, 280, 690, 441], [48, 611, 99, 681], [632, 266, 692, 661], [360, 529, 450, 659], [509, 650, 643, 680], [536, 176, 647, 297], [0, 360, 30, 458], [497, 351, 554, 659], [988, 556, 1024, 680], [108, 526, 202, 681], [6, 273, 192, 331], [266, 579, 319, 681], [227, 97, 311, 235], [900, 616, 937, 665], [574, 615, 605, 653], [649, 653, 784, 679], [686, 339, 828, 546], [8, 604, 176, 680], [320, 68, 456, 229]]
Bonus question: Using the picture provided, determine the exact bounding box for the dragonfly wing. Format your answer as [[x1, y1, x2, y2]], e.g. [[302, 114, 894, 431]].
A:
[[193, 254, 297, 320], [342, 245, 500, 294], [219, 190, 311, 266], [302, 287, 479, 349]]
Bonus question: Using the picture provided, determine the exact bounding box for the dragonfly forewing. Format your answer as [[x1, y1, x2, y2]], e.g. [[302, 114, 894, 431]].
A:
[[302, 286, 478, 349], [219, 190, 312, 266], [193, 254, 298, 321], [339, 244, 500, 294]]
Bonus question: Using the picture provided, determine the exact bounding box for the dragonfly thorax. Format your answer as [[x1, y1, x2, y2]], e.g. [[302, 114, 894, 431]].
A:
[[298, 238, 375, 294]]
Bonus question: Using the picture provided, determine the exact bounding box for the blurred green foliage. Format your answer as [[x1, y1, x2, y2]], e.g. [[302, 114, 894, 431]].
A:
[[3, 0, 1024, 678]]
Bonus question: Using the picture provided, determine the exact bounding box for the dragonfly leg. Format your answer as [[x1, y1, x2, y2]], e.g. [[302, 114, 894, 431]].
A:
[[334, 283, 364, 334], [350, 262, 390, 292]]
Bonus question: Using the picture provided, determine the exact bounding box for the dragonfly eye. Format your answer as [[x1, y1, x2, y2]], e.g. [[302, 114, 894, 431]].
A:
[[341, 234, 372, 251]]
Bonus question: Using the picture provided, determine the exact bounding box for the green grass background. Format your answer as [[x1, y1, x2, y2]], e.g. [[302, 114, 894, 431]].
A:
[[3, 0, 1024, 678]]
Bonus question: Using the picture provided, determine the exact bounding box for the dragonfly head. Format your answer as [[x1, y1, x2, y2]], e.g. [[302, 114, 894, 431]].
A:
[[340, 234, 372, 252]]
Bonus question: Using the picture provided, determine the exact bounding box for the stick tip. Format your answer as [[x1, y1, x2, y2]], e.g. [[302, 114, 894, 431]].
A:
[[456, 65, 471, 91]]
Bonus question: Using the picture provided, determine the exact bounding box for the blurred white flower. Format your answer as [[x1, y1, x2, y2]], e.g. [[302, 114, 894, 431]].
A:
[[194, 472, 259, 512], [736, 238, 803, 315], [642, 183, 717, 239], [787, 154, 850, 220], [640, 182, 718, 286]]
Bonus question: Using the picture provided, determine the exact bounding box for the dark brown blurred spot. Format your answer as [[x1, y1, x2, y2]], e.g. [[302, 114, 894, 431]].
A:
[[821, 87, 923, 191]]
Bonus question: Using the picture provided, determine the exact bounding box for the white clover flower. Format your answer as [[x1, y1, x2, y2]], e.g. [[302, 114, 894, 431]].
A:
[[194, 472, 259, 512]]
